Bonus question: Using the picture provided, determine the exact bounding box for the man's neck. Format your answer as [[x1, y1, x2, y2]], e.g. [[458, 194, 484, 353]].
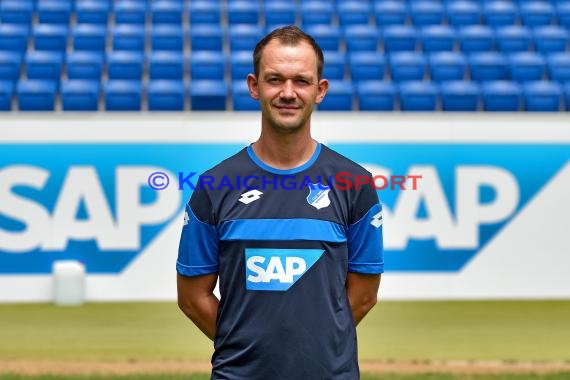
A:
[[252, 130, 317, 170]]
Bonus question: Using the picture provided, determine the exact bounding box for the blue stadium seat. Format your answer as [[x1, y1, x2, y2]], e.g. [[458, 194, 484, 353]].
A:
[[114, 1, 147, 25], [25, 51, 63, 80], [76, 1, 109, 25], [483, 1, 518, 26], [230, 51, 253, 81], [0, 52, 22, 82], [0, 80, 14, 110], [190, 80, 228, 110], [305, 25, 342, 51], [264, 2, 297, 26], [338, 2, 371, 26], [61, 80, 100, 111], [446, 1, 481, 27], [390, 52, 427, 82], [469, 52, 508, 81], [105, 80, 143, 111], [399, 81, 438, 111], [349, 52, 385, 82], [66, 51, 104, 80], [112, 25, 146, 52], [228, 1, 259, 25], [151, 1, 183, 24], [0, 24, 29, 53], [33, 24, 68, 51], [149, 51, 184, 80], [495, 26, 532, 53], [232, 80, 259, 111], [0, 1, 34, 25], [344, 25, 379, 52], [565, 83, 570, 111], [421, 25, 456, 52], [382, 25, 418, 52], [482, 81, 522, 111], [72, 24, 107, 51], [547, 53, 570, 82], [107, 51, 144, 80], [519, 2, 555, 27], [429, 52, 467, 81], [190, 51, 226, 81], [37, 1, 72, 25], [188, 2, 221, 25], [356, 80, 396, 111], [440, 81, 480, 111], [301, 2, 334, 26], [374, 1, 407, 26], [458, 25, 494, 52], [533, 26, 568, 53], [318, 80, 354, 111], [229, 25, 263, 52], [17, 80, 57, 111], [190, 25, 224, 52], [508, 52, 546, 82], [409, 1, 445, 26], [148, 80, 185, 111], [323, 51, 346, 80], [523, 81, 562, 111], [558, 2, 570, 29], [151, 25, 184, 51]]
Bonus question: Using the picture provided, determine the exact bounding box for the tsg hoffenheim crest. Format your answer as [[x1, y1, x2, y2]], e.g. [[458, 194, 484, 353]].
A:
[[306, 183, 331, 210]]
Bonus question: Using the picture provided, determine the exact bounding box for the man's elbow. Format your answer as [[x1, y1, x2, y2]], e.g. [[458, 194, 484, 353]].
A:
[[177, 296, 196, 319], [361, 293, 378, 313]]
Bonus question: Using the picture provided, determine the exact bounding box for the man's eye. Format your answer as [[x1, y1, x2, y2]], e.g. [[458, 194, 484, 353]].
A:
[[268, 78, 281, 84]]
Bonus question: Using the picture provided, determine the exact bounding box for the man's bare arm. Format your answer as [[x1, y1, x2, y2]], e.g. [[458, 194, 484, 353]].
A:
[[177, 273, 219, 341], [346, 272, 381, 325]]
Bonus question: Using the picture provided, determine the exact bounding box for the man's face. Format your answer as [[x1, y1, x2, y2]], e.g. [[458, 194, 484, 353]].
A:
[[247, 40, 328, 134]]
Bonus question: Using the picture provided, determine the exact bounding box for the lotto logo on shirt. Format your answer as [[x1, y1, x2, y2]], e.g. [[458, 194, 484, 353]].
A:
[[245, 248, 325, 291]]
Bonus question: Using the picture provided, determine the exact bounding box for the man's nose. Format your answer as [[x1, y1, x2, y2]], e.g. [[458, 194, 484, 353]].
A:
[[280, 80, 296, 100]]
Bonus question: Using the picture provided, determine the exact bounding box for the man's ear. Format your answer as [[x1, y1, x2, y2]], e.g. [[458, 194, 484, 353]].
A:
[[315, 79, 329, 104], [247, 74, 260, 100]]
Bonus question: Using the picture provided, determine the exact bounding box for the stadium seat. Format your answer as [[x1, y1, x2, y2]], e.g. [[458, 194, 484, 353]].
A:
[[356, 80, 396, 111], [147, 80, 185, 111], [189, 80, 228, 110], [382, 25, 418, 52], [565, 83, 570, 111], [421, 25, 456, 52], [409, 1, 445, 26], [190, 51, 226, 81], [61, 80, 100, 111], [264, 2, 297, 26], [483, 1, 518, 26], [25, 51, 63, 80], [374, 1, 407, 26], [112, 25, 146, 52], [107, 51, 145, 80], [481, 81, 522, 111], [508, 52, 546, 82], [469, 52, 508, 81], [429, 52, 467, 81], [188, 2, 221, 25], [72, 24, 107, 51], [323, 51, 346, 80], [547, 53, 570, 82], [114, 1, 147, 25], [104, 80, 143, 111], [0, 52, 22, 82], [17, 80, 57, 111], [0, 24, 29, 53], [344, 26, 379, 52], [232, 80, 259, 111], [519, 2, 555, 27], [458, 25, 494, 53], [33, 24, 68, 51], [76, 1, 109, 25], [533, 26, 569, 53], [149, 51, 184, 80], [390, 52, 427, 82], [338, 2, 371, 26], [399, 81, 438, 111], [305, 25, 342, 51], [523, 81, 562, 111], [37, 1, 71, 25], [151, 25, 184, 51], [0, 1, 34, 25], [558, 2, 570, 29], [0, 80, 14, 111], [318, 80, 354, 111], [228, 1, 259, 25], [446, 1, 481, 27], [301, 2, 334, 26], [151, 1, 183, 24], [440, 81, 480, 111], [349, 52, 385, 82], [229, 25, 264, 52], [66, 51, 104, 80], [190, 25, 223, 52], [495, 26, 532, 53], [230, 51, 254, 81]]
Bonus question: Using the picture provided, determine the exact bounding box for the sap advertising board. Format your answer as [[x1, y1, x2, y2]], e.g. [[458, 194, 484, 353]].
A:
[[0, 114, 569, 301]]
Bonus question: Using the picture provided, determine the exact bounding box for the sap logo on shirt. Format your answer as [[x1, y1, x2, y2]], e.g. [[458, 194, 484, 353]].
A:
[[245, 248, 325, 291]]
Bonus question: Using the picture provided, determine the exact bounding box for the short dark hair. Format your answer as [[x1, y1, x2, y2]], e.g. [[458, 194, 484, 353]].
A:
[[252, 25, 325, 80]]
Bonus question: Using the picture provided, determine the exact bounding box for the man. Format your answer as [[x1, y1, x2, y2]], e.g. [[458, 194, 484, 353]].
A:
[[177, 26, 383, 379]]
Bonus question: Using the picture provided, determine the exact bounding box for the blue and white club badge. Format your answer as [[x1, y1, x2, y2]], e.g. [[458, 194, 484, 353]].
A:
[[306, 183, 331, 210]]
